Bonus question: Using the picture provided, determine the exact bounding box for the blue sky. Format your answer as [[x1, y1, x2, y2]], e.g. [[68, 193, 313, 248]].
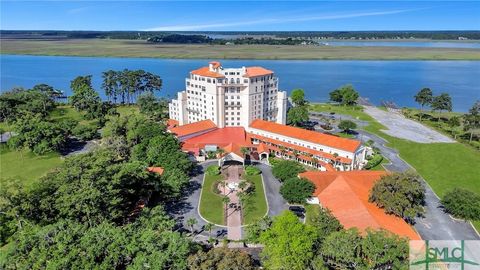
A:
[[1, 1, 479, 31]]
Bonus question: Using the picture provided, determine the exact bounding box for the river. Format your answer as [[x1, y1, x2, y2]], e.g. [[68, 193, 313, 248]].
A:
[[1, 55, 479, 112]]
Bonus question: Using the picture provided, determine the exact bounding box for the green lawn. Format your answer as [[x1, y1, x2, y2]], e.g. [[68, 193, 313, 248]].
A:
[[199, 173, 225, 225], [242, 174, 268, 225], [0, 146, 63, 188], [305, 204, 322, 226]]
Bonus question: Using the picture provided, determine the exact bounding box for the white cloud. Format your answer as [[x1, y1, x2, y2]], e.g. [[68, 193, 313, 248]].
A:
[[143, 8, 422, 31]]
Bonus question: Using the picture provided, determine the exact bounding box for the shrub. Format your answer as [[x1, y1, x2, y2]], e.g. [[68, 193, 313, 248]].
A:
[[205, 165, 220, 176], [369, 172, 425, 224], [441, 188, 480, 221], [73, 124, 98, 141], [280, 177, 315, 203], [338, 120, 357, 132], [244, 165, 261, 176], [272, 160, 305, 182], [268, 157, 280, 166], [364, 154, 383, 169]]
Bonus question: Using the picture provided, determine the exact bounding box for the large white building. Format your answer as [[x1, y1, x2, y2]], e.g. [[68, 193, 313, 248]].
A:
[[169, 61, 287, 128]]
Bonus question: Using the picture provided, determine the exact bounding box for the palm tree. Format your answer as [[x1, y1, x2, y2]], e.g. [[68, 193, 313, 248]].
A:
[[222, 196, 231, 216], [240, 147, 250, 166], [204, 222, 214, 237], [187, 218, 197, 235], [332, 153, 339, 168], [293, 150, 300, 161], [238, 180, 248, 192], [311, 157, 319, 169], [216, 148, 225, 158]]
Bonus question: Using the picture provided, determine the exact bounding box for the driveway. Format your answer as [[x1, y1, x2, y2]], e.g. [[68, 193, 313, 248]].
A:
[[256, 163, 289, 216]]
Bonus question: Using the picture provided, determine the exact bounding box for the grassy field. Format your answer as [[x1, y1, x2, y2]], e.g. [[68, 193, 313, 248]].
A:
[[0, 146, 63, 188], [2, 38, 480, 60], [242, 174, 268, 225], [370, 156, 389, 171], [199, 172, 225, 225]]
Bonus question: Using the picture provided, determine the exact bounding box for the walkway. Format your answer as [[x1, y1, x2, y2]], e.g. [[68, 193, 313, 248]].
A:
[[225, 165, 242, 240]]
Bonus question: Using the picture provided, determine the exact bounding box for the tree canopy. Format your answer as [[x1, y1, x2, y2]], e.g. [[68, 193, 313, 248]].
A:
[[290, 88, 307, 107], [287, 88, 309, 127], [260, 211, 317, 270], [369, 172, 425, 224], [338, 120, 357, 132], [102, 69, 162, 104], [414, 88, 434, 110], [271, 160, 305, 182], [0, 86, 57, 122], [441, 188, 480, 221], [187, 248, 256, 270], [329, 84, 359, 106], [431, 93, 452, 113], [279, 177, 315, 203]]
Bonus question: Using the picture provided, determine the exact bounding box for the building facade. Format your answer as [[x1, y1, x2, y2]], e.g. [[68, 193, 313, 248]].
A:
[[169, 61, 287, 128]]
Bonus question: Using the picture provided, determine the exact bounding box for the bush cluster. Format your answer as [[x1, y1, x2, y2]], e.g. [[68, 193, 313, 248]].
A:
[[271, 160, 305, 182], [441, 188, 480, 221], [364, 154, 383, 169], [279, 177, 315, 203]]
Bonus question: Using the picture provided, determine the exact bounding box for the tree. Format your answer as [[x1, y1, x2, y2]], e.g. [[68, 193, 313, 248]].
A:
[[137, 92, 168, 121], [414, 87, 433, 120], [204, 222, 214, 236], [2, 207, 195, 269], [69, 75, 101, 113], [447, 116, 461, 139], [240, 147, 250, 165], [260, 211, 317, 270], [308, 207, 343, 242], [464, 100, 480, 142], [8, 113, 70, 155], [320, 228, 408, 270], [441, 188, 480, 221], [101, 70, 119, 103], [321, 228, 363, 269], [245, 216, 272, 243], [187, 248, 256, 270], [338, 120, 357, 133], [431, 93, 452, 114], [291, 88, 307, 106], [280, 177, 315, 203], [271, 160, 305, 182], [187, 218, 197, 234], [287, 105, 309, 126], [329, 84, 359, 106], [0, 87, 56, 122], [369, 172, 425, 224]]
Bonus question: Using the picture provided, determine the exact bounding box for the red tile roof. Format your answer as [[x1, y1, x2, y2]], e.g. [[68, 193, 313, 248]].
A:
[[169, 119, 217, 137], [244, 67, 273, 77], [147, 167, 164, 175], [249, 120, 361, 153], [249, 133, 352, 164], [181, 127, 252, 156], [299, 171, 420, 240], [209, 61, 221, 68], [166, 119, 179, 129], [191, 66, 225, 78]]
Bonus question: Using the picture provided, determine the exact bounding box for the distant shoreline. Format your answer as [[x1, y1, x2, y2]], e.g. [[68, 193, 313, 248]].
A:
[[1, 38, 480, 60]]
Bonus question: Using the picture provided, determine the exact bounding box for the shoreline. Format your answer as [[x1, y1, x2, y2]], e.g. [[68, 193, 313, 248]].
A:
[[1, 39, 480, 60], [2, 52, 480, 61]]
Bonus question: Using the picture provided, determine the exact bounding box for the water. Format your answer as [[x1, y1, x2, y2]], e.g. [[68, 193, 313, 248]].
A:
[[321, 41, 480, 49], [1, 55, 479, 112]]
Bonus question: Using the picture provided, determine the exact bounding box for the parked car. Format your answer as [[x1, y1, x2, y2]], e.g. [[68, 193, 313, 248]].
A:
[[288, 205, 305, 219]]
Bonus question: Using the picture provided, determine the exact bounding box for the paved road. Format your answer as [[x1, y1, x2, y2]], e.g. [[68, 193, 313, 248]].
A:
[[256, 163, 289, 217]]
